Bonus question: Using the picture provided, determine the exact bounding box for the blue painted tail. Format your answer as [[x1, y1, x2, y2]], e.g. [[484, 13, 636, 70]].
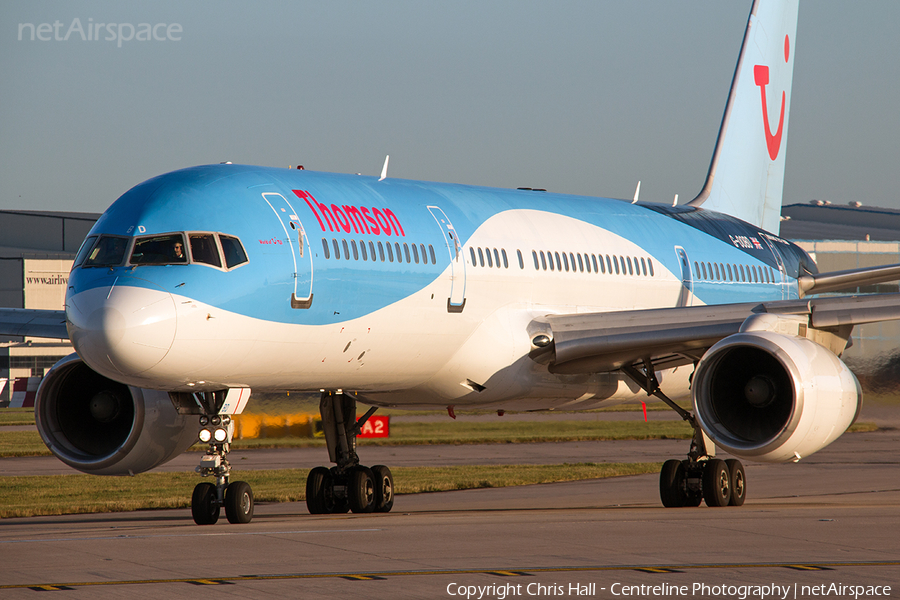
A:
[[687, 0, 799, 234]]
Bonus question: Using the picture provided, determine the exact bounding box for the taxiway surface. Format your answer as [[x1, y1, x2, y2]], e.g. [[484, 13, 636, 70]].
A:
[[1, 413, 898, 599]]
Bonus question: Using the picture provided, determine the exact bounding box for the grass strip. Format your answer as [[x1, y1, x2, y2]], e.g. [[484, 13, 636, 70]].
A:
[[0, 462, 660, 518], [363, 419, 694, 445], [231, 419, 698, 450], [0, 420, 694, 456], [0, 420, 880, 457], [0, 431, 49, 457], [0, 409, 34, 426]]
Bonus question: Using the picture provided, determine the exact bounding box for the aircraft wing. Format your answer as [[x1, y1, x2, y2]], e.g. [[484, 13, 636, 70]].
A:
[[532, 293, 900, 375], [0, 308, 69, 339]]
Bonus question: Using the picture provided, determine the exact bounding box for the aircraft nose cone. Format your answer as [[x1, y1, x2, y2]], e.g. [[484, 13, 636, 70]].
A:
[[68, 277, 177, 377]]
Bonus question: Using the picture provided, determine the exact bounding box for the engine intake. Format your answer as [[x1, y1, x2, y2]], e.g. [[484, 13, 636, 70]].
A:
[[35, 354, 197, 475], [693, 331, 861, 463]]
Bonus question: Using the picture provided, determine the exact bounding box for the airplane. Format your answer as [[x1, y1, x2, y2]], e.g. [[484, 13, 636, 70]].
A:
[[4, 0, 900, 525]]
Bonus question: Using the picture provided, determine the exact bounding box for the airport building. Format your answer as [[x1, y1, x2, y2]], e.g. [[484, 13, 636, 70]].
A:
[[780, 202, 900, 389], [2, 201, 899, 404], [1, 210, 99, 404]]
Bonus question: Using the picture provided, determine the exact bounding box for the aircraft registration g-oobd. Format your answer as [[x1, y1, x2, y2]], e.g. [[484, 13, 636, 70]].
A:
[[4, 0, 900, 524]]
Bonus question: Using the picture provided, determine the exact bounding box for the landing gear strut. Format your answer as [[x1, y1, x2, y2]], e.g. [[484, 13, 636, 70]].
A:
[[306, 391, 394, 514], [623, 359, 746, 508], [185, 390, 254, 525]]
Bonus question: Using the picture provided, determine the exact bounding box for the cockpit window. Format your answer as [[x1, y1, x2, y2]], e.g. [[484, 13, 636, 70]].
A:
[[73, 235, 99, 267], [130, 233, 188, 265], [83, 235, 129, 267], [189, 233, 222, 268], [219, 235, 248, 269]]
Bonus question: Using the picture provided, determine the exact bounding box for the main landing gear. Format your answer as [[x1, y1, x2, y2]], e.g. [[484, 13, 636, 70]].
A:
[[186, 391, 254, 525], [658, 434, 746, 508], [623, 360, 746, 508], [306, 391, 394, 514]]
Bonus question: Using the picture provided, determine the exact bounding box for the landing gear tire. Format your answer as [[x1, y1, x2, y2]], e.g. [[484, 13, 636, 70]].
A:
[[725, 459, 746, 506], [660, 459, 687, 507], [225, 481, 254, 524], [329, 467, 351, 514], [306, 466, 334, 515], [192, 482, 220, 525], [348, 466, 376, 513], [372, 465, 394, 513], [702, 458, 732, 507], [311, 392, 394, 516], [680, 460, 703, 507]]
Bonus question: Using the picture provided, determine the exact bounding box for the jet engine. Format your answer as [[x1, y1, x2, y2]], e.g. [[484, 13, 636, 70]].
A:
[[692, 331, 861, 463], [34, 354, 197, 475]]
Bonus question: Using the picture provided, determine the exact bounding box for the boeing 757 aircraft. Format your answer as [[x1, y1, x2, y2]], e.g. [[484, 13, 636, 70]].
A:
[[4, 0, 900, 524]]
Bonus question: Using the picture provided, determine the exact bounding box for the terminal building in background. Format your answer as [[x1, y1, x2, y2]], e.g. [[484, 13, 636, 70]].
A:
[[1, 210, 99, 404], [781, 201, 900, 391], [2, 201, 900, 404]]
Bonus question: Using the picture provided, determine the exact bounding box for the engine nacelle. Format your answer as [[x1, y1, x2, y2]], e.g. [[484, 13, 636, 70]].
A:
[[35, 354, 197, 475], [692, 331, 861, 463]]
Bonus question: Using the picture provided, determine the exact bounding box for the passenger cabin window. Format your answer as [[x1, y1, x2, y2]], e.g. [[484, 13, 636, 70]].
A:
[[190, 233, 221, 268], [83, 235, 128, 267], [130, 234, 187, 265]]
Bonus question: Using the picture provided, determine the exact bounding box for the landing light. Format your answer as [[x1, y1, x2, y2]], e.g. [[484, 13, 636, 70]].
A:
[[213, 428, 228, 443], [199, 428, 212, 443], [532, 334, 552, 347]]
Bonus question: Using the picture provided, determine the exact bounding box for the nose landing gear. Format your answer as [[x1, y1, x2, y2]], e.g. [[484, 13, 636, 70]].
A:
[[191, 415, 255, 524], [306, 391, 394, 515], [176, 390, 255, 525]]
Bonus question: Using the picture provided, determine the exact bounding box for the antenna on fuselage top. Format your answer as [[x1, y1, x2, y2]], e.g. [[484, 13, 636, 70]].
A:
[[379, 155, 390, 181], [672, 194, 679, 207], [631, 181, 641, 204]]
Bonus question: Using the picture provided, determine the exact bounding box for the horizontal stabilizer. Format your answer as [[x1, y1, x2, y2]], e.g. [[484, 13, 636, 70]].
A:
[[798, 263, 900, 296]]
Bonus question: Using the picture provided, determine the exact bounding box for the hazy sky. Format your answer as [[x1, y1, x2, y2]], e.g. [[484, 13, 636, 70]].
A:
[[2, 1, 899, 216]]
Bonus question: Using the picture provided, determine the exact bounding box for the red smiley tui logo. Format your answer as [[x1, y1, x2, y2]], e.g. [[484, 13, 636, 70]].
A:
[[754, 34, 790, 160]]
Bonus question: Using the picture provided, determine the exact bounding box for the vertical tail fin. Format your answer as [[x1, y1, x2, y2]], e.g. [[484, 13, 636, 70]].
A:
[[687, 0, 799, 234]]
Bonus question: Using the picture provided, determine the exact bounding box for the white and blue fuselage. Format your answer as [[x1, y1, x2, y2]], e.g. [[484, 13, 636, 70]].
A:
[[65, 164, 811, 411]]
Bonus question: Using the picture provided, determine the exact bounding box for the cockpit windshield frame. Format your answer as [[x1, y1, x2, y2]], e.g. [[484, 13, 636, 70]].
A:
[[82, 235, 130, 268], [129, 233, 189, 266], [121, 231, 249, 271]]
